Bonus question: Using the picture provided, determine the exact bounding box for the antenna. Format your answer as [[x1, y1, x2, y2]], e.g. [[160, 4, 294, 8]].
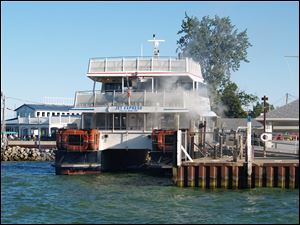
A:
[[148, 34, 165, 57]]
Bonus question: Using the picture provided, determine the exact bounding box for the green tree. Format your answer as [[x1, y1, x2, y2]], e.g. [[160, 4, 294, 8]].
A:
[[220, 81, 248, 118], [250, 101, 275, 118], [177, 14, 257, 117]]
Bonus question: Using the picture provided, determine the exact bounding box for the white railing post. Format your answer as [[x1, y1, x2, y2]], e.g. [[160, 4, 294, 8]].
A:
[[151, 77, 154, 93], [181, 145, 193, 162], [185, 58, 189, 73], [144, 90, 146, 106], [246, 115, 252, 177], [177, 130, 182, 166]]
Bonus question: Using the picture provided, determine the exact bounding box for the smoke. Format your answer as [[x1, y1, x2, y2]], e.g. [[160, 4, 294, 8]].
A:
[[141, 76, 219, 130]]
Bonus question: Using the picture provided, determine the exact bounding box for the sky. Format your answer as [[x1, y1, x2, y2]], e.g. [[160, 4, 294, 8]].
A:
[[1, 1, 299, 119]]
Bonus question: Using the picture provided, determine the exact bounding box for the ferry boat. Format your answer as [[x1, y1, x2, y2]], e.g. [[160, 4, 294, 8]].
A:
[[54, 35, 216, 174]]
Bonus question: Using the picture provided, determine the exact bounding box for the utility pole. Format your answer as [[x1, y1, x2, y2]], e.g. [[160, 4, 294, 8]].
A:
[[246, 111, 252, 187], [285, 93, 289, 105], [261, 95, 268, 158]]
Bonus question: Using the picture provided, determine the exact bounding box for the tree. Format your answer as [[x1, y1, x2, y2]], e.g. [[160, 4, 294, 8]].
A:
[[250, 101, 275, 118], [177, 14, 257, 117], [221, 82, 246, 118]]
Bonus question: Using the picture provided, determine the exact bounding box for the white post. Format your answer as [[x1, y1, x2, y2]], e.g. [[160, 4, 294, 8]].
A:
[[185, 58, 189, 72], [266, 123, 273, 148], [246, 114, 252, 176], [81, 114, 84, 129], [181, 145, 193, 162], [151, 77, 154, 93], [177, 130, 182, 167]]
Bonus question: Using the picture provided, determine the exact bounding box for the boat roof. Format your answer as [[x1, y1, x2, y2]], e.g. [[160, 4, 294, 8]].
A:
[[86, 56, 204, 83]]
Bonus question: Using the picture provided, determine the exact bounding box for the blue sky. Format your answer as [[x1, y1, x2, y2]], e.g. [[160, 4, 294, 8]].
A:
[[1, 1, 299, 118]]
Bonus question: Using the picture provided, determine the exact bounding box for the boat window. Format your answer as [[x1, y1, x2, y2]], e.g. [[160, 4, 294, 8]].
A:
[[83, 114, 92, 129], [114, 114, 121, 130], [68, 135, 84, 146], [104, 83, 122, 92], [121, 114, 126, 129], [95, 113, 106, 129]]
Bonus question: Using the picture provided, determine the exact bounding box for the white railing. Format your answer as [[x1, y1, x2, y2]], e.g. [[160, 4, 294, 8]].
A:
[[88, 57, 202, 77], [16, 116, 80, 125], [74, 90, 210, 109]]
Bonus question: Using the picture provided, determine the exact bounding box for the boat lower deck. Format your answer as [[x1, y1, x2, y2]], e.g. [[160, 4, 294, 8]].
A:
[[54, 148, 149, 174]]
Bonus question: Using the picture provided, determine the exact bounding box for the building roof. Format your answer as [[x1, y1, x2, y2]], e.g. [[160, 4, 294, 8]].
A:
[[218, 118, 263, 131], [14, 104, 73, 112], [256, 99, 299, 120]]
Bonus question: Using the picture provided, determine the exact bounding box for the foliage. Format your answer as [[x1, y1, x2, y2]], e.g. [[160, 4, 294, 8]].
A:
[[250, 101, 275, 118], [177, 13, 257, 118]]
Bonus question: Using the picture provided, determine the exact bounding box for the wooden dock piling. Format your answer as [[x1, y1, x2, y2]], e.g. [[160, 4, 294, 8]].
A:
[[173, 159, 298, 189]]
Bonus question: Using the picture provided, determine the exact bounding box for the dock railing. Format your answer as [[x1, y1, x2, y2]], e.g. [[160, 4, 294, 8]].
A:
[[184, 129, 299, 161]]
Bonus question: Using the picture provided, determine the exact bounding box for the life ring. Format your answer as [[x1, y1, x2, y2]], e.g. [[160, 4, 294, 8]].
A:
[[260, 133, 270, 142]]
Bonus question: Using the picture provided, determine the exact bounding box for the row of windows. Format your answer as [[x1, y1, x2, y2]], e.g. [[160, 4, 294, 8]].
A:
[[36, 112, 80, 117]]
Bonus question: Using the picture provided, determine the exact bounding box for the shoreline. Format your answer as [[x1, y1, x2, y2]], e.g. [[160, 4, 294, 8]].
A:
[[1, 146, 56, 161]]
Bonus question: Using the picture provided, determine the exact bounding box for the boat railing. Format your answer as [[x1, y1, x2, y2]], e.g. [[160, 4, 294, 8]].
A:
[[88, 56, 202, 77], [74, 90, 210, 108]]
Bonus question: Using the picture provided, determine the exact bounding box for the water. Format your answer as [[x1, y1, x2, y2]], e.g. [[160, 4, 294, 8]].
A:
[[1, 162, 299, 224]]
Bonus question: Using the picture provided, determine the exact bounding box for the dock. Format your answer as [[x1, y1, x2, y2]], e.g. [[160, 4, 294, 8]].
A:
[[173, 158, 299, 189]]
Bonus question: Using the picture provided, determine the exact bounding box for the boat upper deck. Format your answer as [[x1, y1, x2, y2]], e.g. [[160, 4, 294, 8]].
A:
[[87, 56, 204, 82]]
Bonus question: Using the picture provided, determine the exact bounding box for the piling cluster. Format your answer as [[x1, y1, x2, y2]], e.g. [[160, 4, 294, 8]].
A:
[[1, 146, 56, 161], [173, 162, 299, 189]]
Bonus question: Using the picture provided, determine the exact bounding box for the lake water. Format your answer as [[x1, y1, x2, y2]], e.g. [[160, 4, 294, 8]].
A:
[[1, 161, 299, 224]]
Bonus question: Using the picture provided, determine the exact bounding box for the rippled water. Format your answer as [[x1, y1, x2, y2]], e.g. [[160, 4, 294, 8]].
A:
[[1, 161, 299, 224]]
